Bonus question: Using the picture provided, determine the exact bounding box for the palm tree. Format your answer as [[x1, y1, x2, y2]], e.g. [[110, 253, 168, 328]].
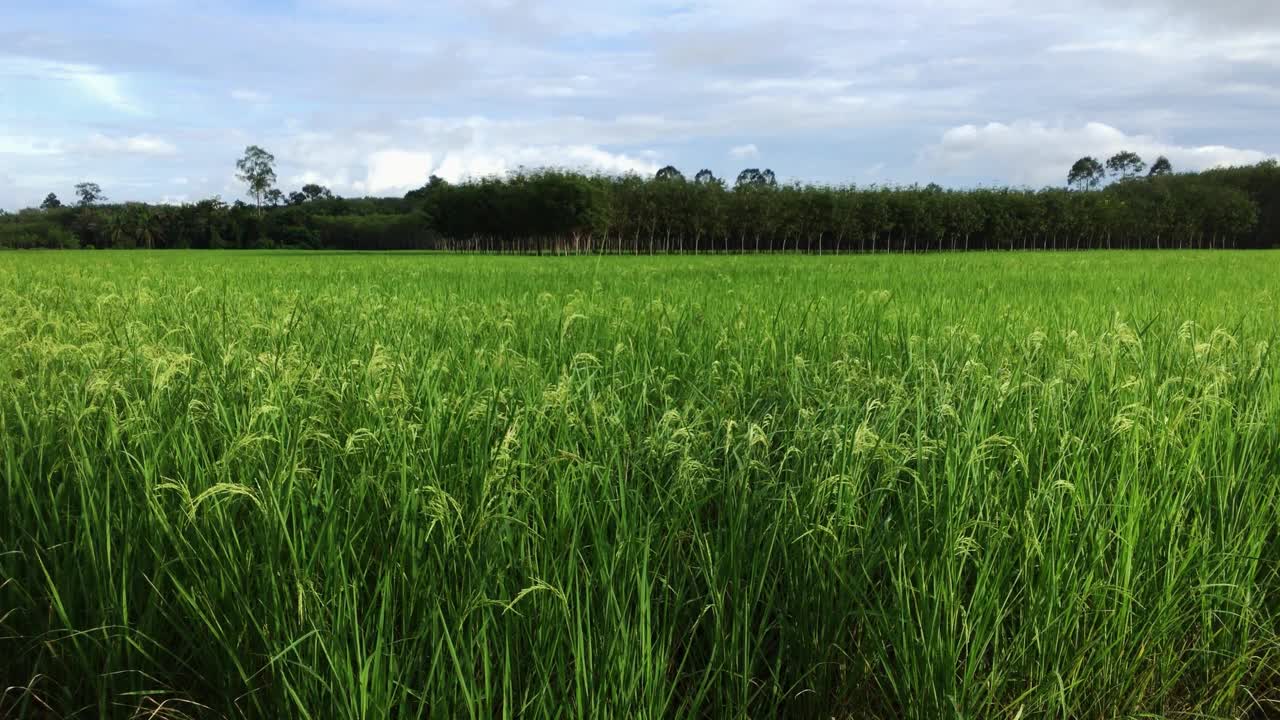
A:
[[131, 204, 157, 249], [103, 210, 129, 249]]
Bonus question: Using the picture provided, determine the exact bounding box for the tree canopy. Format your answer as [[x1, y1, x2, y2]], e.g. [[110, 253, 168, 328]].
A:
[[236, 146, 277, 215], [656, 166, 686, 182], [74, 182, 105, 207], [1068, 157, 1105, 191], [1106, 151, 1147, 180]]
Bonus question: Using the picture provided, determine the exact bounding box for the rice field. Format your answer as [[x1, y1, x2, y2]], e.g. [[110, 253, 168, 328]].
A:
[[2, 250, 1279, 719]]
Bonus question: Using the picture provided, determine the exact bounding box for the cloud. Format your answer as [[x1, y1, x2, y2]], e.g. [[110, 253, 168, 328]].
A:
[[1048, 31, 1280, 65], [0, 174, 18, 212], [0, 55, 142, 114], [524, 74, 602, 99], [0, 133, 66, 157], [230, 89, 270, 104], [2, 0, 1278, 205], [363, 150, 434, 193], [278, 141, 660, 198], [275, 116, 663, 196], [356, 144, 658, 194], [1096, 0, 1280, 30], [920, 120, 1276, 187], [83, 133, 178, 156], [729, 143, 759, 159]]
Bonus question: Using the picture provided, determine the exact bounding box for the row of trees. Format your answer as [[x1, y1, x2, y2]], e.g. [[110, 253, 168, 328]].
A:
[[2, 146, 1277, 252], [410, 169, 1261, 254], [0, 195, 422, 251]]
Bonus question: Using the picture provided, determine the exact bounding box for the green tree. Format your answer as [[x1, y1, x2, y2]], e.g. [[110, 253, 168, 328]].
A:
[[103, 210, 130, 248], [736, 168, 779, 188], [131, 204, 157, 249], [655, 166, 685, 182], [694, 169, 719, 185], [301, 183, 335, 201], [235, 145, 277, 216], [74, 182, 105, 207], [1106, 151, 1146, 180], [40, 193, 62, 210], [1148, 156, 1173, 177], [1068, 157, 1105, 191]]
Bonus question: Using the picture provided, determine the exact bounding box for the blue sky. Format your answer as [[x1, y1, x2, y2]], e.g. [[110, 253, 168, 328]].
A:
[[2, 0, 1278, 209]]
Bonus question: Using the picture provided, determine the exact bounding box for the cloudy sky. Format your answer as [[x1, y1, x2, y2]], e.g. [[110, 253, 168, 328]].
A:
[[1, 0, 1278, 209]]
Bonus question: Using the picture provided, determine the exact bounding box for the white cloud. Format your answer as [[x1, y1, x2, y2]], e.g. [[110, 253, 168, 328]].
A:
[[84, 133, 178, 156], [363, 150, 434, 193], [1096, 0, 1280, 30], [0, 56, 143, 114], [279, 117, 662, 196], [287, 169, 354, 190], [0, 133, 66, 156], [527, 85, 578, 98], [1049, 31, 1280, 65], [708, 78, 853, 95], [729, 143, 759, 159], [0, 173, 19, 212], [920, 120, 1276, 187], [526, 74, 601, 99], [555, 145, 660, 175], [230, 89, 271, 104], [357, 144, 658, 194]]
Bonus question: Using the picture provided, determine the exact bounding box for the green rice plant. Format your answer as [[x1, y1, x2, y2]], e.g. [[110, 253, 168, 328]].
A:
[[1, 250, 1278, 718]]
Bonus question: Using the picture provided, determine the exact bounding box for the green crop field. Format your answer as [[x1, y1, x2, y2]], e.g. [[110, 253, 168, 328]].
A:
[[2, 250, 1278, 719]]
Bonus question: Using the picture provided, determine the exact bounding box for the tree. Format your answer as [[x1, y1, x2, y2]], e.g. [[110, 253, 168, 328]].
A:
[[265, 189, 285, 207], [734, 168, 778, 189], [694, 169, 718, 185], [74, 182, 106, 207], [129, 203, 157, 249], [1149, 156, 1173, 177], [405, 175, 449, 203], [40, 193, 62, 210], [1106, 151, 1146, 180], [235, 145, 277, 215], [655, 166, 685, 182], [301, 183, 334, 201], [1068, 157, 1105, 191], [103, 209, 129, 248]]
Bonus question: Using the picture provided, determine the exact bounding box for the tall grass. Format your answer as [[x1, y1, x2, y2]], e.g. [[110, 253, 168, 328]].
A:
[[2, 251, 1278, 718]]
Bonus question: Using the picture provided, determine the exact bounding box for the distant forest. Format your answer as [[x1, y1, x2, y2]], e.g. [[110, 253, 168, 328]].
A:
[[2, 146, 1277, 252]]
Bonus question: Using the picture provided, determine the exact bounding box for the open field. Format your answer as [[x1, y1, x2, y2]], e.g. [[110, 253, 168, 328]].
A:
[[2, 250, 1279, 718]]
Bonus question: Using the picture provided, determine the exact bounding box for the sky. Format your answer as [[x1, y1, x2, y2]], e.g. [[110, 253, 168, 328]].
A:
[[1, 0, 1278, 210]]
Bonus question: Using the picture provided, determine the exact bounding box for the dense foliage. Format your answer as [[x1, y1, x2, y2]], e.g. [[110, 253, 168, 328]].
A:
[[2, 251, 1278, 718], [415, 168, 1267, 253], [3, 161, 1277, 252]]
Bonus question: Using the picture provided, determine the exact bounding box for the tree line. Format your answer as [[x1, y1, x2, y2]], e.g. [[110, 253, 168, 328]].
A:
[[2, 146, 1276, 252]]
